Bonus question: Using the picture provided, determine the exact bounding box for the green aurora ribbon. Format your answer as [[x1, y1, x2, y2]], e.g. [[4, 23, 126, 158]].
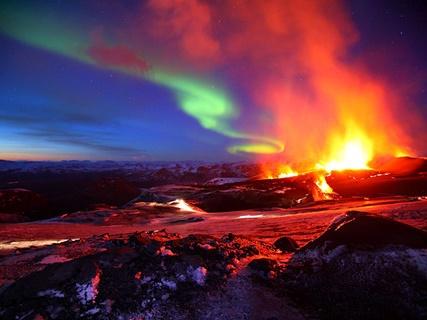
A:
[[0, 3, 284, 155]]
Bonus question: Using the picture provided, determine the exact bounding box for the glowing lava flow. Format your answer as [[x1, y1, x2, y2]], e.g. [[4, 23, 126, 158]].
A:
[[268, 164, 335, 198], [314, 173, 334, 197], [313, 132, 373, 197], [270, 130, 376, 199]]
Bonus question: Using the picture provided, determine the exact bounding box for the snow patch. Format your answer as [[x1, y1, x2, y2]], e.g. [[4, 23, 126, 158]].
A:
[[136, 198, 202, 213], [161, 279, 177, 290], [158, 246, 176, 256], [198, 243, 215, 250], [39, 255, 71, 264], [0, 238, 79, 250], [205, 177, 248, 185], [37, 289, 65, 298], [82, 307, 100, 316], [407, 248, 427, 274], [76, 269, 101, 304], [169, 199, 198, 212], [238, 214, 264, 219], [188, 266, 207, 285]]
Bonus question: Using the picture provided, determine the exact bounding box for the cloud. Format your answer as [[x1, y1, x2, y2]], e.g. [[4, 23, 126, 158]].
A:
[[86, 0, 418, 160], [0, 109, 104, 127], [18, 127, 146, 156], [87, 29, 149, 73], [124, 0, 416, 163], [0, 99, 147, 159], [1, 0, 424, 161], [145, 0, 220, 64]]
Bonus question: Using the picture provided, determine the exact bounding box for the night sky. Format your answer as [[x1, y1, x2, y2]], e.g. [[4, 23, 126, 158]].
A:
[[0, 0, 426, 161]]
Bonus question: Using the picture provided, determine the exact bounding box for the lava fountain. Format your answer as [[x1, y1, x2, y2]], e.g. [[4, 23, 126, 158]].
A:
[[267, 125, 380, 198]]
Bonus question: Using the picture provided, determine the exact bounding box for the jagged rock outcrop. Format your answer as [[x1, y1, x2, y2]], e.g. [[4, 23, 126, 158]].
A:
[[285, 211, 427, 320]]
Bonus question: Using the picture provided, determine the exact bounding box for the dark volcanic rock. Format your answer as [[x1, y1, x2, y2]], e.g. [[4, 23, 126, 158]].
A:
[[84, 177, 140, 207], [0, 255, 102, 306], [248, 258, 280, 280], [327, 167, 427, 198], [248, 258, 278, 272], [273, 236, 299, 252], [302, 211, 427, 251], [285, 212, 427, 320], [0, 188, 48, 222], [168, 216, 204, 224], [0, 212, 27, 223], [377, 156, 427, 176], [0, 173, 141, 221], [137, 188, 172, 203], [0, 231, 277, 320], [187, 178, 314, 212]]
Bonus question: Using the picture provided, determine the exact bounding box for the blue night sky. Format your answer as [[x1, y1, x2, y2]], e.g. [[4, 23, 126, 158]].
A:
[[0, 0, 426, 161], [0, 35, 231, 161]]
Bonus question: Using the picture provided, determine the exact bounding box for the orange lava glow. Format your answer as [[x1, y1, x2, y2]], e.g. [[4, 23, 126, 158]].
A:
[[275, 165, 298, 178], [316, 127, 374, 172], [264, 164, 298, 180], [314, 173, 334, 197], [265, 127, 375, 197]]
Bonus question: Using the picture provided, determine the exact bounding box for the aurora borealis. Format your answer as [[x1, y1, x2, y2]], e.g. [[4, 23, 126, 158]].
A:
[[1, 1, 426, 161]]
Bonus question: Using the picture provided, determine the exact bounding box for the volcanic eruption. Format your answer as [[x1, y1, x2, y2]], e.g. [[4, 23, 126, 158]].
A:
[[1, 1, 427, 319], [1, 0, 423, 166]]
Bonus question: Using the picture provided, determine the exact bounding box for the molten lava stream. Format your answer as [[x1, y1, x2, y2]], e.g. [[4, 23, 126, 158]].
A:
[[268, 134, 381, 200], [314, 174, 334, 197]]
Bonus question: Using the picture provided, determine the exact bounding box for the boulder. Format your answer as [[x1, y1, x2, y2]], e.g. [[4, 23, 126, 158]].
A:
[[285, 212, 427, 320], [273, 236, 299, 252], [302, 211, 427, 251], [248, 258, 278, 272]]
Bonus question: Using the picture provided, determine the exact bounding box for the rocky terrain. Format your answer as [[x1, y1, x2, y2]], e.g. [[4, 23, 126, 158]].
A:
[[0, 210, 426, 319], [2, 157, 427, 222], [0, 157, 427, 319], [0, 160, 261, 222]]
